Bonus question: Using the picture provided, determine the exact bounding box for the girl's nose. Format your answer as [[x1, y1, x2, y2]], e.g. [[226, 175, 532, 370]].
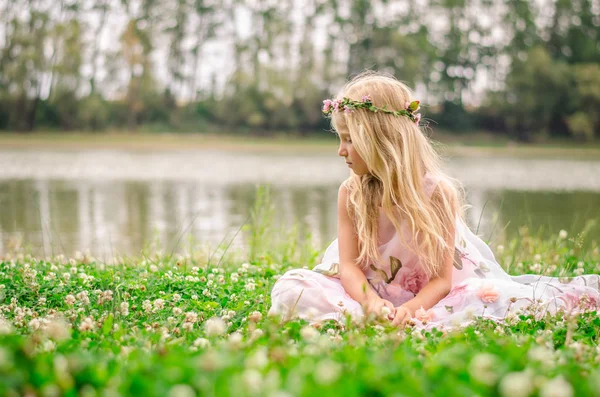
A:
[[338, 143, 347, 157]]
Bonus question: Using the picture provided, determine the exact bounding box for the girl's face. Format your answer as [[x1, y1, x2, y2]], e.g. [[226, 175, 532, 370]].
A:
[[336, 123, 369, 176]]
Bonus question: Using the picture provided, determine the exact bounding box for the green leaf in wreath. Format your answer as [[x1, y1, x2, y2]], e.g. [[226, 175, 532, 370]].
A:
[[408, 100, 420, 111]]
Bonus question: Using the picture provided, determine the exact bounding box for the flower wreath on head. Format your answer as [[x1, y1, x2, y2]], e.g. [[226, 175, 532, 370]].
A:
[[322, 95, 422, 125]]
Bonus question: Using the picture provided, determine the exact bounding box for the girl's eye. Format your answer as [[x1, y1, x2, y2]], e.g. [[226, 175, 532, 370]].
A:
[[346, 138, 352, 143]]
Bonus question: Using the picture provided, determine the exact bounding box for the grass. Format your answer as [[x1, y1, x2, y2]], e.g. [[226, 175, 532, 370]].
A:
[[1, 189, 600, 396], [1, 131, 600, 160]]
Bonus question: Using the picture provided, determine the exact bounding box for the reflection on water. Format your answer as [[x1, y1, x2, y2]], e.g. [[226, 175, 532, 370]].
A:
[[0, 149, 599, 259]]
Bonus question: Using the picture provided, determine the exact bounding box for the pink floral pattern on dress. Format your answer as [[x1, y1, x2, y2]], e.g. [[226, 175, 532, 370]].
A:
[[398, 267, 428, 295], [476, 284, 500, 303]]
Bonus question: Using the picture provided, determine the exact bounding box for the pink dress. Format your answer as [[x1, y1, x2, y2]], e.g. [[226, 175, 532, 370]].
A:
[[268, 174, 600, 330]]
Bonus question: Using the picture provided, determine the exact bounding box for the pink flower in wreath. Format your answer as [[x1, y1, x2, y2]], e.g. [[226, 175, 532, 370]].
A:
[[476, 283, 500, 303], [322, 99, 332, 112], [399, 267, 428, 295]]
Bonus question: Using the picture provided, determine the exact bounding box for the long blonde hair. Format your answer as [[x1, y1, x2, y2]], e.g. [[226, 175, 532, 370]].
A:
[[330, 70, 466, 278]]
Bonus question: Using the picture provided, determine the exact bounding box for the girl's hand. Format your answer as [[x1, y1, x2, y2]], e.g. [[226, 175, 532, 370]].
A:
[[391, 304, 415, 328], [364, 298, 396, 321]]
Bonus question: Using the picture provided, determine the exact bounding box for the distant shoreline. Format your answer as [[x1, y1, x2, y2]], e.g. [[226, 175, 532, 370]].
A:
[[1, 131, 599, 159]]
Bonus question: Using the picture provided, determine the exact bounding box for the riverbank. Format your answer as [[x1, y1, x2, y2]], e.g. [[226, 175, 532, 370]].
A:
[[1, 131, 600, 159]]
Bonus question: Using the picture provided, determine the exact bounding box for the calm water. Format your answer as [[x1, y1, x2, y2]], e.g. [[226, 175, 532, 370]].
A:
[[0, 148, 599, 259]]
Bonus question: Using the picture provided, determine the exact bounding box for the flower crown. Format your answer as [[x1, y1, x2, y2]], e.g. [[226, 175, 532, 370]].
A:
[[322, 95, 422, 125]]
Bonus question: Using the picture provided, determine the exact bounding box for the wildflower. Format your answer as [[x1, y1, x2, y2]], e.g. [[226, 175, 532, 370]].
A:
[[185, 312, 198, 323], [76, 291, 90, 305], [228, 332, 244, 348], [182, 322, 193, 332], [243, 369, 263, 394], [78, 316, 95, 332], [191, 338, 209, 349], [414, 113, 422, 125], [172, 293, 181, 302], [65, 295, 76, 305], [0, 318, 12, 335], [322, 99, 332, 113], [499, 371, 534, 397], [150, 265, 158, 272], [361, 95, 372, 102], [204, 317, 227, 337], [558, 230, 568, 240], [539, 376, 573, 397], [314, 359, 342, 385], [168, 384, 196, 397], [153, 299, 165, 310], [300, 325, 319, 341], [534, 254, 542, 262], [120, 302, 130, 316], [469, 353, 499, 386], [173, 307, 183, 316], [246, 347, 269, 369], [45, 318, 71, 341], [202, 289, 210, 296], [248, 311, 263, 323], [142, 300, 152, 313], [476, 284, 500, 303]]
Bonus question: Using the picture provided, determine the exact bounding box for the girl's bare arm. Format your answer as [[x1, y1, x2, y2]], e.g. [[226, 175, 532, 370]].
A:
[[336, 183, 380, 305]]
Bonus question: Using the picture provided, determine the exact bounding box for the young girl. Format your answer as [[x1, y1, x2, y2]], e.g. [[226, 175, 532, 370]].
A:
[[268, 70, 600, 330]]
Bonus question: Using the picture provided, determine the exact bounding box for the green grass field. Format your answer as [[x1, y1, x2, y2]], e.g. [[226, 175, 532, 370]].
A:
[[1, 191, 600, 396]]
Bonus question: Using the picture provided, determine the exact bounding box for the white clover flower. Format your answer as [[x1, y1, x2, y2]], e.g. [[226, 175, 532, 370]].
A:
[[228, 332, 244, 348], [120, 302, 130, 316], [245, 282, 256, 291], [245, 347, 269, 370], [182, 322, 194, 332], [496, 245, 505, 254], [191, 294, 198, 300], [153, 299, 165, 310], [243, 369, 263, 394], [173, 307, 183, 316], [172, 293, 181, 302], [65, 295, 76, 306], [558, 230, 568, 239], [150, 265, 159, 272], [142, 300, 152, 313], [62, 273, 71, 281], [499, 371, 534, 397], [204, 317, 227, 337], [185, 311, 198, 323], [45, 318, 71, 341], [207, 280, 214, 287], [314, 359, 342, 385], [193, 337, 210, 348], [248, 311, 263, 323], [300, 325, 319, 341], [539, 376, 573, 397], [168, 384, 196, 397], [202, 289, 210, 297], [468, 353, 499, 386], [78, 316, 95, 332], [191, 266, 199, 273]]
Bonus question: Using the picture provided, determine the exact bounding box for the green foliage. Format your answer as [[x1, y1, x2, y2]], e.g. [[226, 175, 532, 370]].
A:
[[0, 223, 599, 395], [0, 0, 598, 140]]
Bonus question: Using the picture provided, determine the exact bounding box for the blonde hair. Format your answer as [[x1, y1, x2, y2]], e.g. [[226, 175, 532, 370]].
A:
[[330, 70, 466, 279]]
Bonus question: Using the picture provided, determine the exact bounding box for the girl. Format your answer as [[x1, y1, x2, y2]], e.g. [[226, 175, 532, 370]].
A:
[[268, 70, 600, 330]]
